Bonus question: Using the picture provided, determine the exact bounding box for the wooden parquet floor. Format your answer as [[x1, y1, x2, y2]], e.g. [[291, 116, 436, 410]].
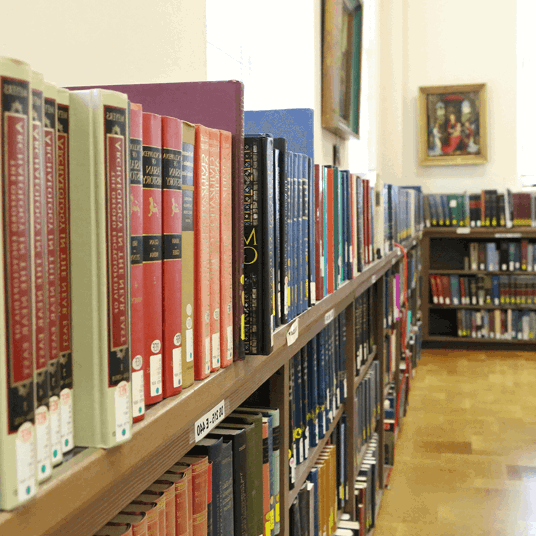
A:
[[374, 348, 536, 536]]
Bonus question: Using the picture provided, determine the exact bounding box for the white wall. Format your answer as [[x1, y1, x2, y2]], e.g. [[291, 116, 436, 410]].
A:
[[0, 0, 207, 86], [379, 0, 518, 193]]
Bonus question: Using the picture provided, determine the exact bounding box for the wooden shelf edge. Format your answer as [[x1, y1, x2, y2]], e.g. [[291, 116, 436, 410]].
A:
[[288, 403, 346, 506], [429, 303, 536, 310], [429, 269, 536, 275], [424, 335, 536, 345], [424, 227, 536, 237], [355, 347, 377, 385]]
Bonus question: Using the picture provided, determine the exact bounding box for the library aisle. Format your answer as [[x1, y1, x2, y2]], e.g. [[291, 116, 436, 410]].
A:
[[374, 348, 536, 536]]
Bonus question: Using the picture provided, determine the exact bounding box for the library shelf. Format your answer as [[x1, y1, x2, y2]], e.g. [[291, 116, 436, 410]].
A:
[[425, 335, 536, 345], [429, 269, 536, 276], [288, 403, 346, 506], [429, 304, 536, 310], [423, 227, 536, 239], [0, 234, 421, 536]]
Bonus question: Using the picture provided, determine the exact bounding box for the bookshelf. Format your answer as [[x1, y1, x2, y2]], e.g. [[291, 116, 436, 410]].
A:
[[0, 232, 422, 536], [422, 227, 536, 345]]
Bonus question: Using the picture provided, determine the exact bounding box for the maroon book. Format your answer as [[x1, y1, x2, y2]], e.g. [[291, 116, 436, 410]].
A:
[[69, 81, 245, 361], [512, 193, 532, 227]]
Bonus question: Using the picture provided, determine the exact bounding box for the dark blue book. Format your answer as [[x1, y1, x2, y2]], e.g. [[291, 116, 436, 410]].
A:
[[300, 347, 309, 460], [289, 354, 296, 489], [307, 467, 320, 536], [294, 348, 303, 465], [308, 157, 316, 307], [275, 138, 289, 324], [306, 339, 318, 447], [333, 167, 340, 288], [300, 153, 308, 314], [316, 329, 325, 440], [339, 312, 347, 403], [292, 152, 299, 319]]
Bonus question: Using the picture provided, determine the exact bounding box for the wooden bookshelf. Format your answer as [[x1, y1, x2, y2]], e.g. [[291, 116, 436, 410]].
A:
[[0, 235, 422, 536], [429, 304, 536, 310]]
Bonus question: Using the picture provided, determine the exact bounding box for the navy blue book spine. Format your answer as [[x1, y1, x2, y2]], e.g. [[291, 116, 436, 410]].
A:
[[300, 154, 308, 314], [289, 354, 295, 489], [306, 339, 318, 447], [357, 176, 364, 272], [300, 347, 309, 459], [307, 467, 319, 536], [308, 157, 316, 307], [265, 136, 275, 353], [317, 329, 325, 440], [292, 152, 299, 320], [340, 312, 347, 403], [294, 350, 303, 465]]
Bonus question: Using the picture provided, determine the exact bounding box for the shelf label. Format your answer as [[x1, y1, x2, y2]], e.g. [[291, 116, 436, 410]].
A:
[[324, 309, 335, 325], [496, 233, 522, 238], [194, 400, 225, 443], [286, 319, 299, 346], [456, 228, 470, 234], [371, 274, 377, 284]]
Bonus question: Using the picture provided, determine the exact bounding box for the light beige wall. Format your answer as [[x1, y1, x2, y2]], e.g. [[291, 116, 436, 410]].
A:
[[379, 0, 518, 193], [0, 0, 207, 86]]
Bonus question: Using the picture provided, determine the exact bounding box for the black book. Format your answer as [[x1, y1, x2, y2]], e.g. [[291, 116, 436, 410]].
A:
[[243, 135, 275, 355], [289, 497, 301, 536], [274, 138, 288, 324], [298, 484, 310, 536], [273, 147, 281, 328]]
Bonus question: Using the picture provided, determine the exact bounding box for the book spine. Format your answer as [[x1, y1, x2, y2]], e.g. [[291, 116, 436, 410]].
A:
[[273, 149, 281, 329], [219, 131, 233, 368], [181, 122, 195, 388], [308, 158, 316, 306], [276, 140, 289, 323], [208, 128, 221, 372], [314, 165, 323, 301], [142, 113, 163, 402], [129, 103, 145, 422], [31, 72, 52, 482], [162, 115, 183, 398], [44, 83, 62, 467], [326, 168, 335, 295], [264, 138, 275, 354], [56, 89, 74, 454], [0, 58, 38, 509], [194, 125, 211, 378]]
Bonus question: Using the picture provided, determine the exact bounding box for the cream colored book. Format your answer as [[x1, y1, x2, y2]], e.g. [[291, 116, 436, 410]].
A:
[[0, 56, 38, 509], [70, 89, 132, 448]]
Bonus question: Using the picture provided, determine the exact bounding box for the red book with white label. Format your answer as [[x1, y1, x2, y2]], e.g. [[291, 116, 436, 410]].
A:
[[0, 57, 37, 509], [56, 88, 74, 455], [219, 130, 233, 368], [208, 128, 221, 373], [143, 113, 163, 403], [31, 71, 52, 483], [314, 164, 324, 301], [326, 167, 335, 295], [194, 124, 211, 380], [130, 103, 145, 422], [162, 116, 183, 398], [44, 81, 62, 468]]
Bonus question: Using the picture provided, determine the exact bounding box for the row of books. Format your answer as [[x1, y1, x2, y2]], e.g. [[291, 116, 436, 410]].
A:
[[288, 315, 347, 482], [289, 416, 349, 536], [354, 289, 374, 375], [354, 361, 381, 457], [355, 437, 380, 534], [429, 274, 536, 306], [455, 309, 536, 340], [424, 190, 536, 228], [95, 404, 280, 536], [465, 240, 536, 273]]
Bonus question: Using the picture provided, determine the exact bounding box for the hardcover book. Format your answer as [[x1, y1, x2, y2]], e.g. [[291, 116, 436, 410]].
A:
[[0, 57, 38, 509], [70, 89, 132, 448], [162, 115, 183, 398]]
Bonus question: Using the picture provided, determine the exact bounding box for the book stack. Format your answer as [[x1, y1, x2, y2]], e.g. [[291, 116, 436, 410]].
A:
[[288, 312, 348, 486], [463, 240, 536, 273], [455, 309, 536, 340], [424, 189, 536, 228]]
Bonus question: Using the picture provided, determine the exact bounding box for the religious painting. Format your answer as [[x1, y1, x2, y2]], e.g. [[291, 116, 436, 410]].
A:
[[418, 84, 487, 166]]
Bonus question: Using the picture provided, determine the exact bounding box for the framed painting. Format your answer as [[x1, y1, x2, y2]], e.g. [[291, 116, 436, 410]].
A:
[[418, 83, 488, 166], [322, 0, 363, 139]]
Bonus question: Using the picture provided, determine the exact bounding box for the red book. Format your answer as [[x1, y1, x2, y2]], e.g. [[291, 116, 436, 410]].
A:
[[459, 277, 466, 304], [429, 276, 438, 304], [132, 493, 165, 536], [142, 113, 163, 404], [148, 481, 177, 536], [178, 456, 209, 536], [111, 513, 148, 536], [167, 465, 193, 536], [122, 504, 159, 536], [208, 128, 221, 372], [442, 276, 451, 305], [219, 130, 233, 368], [326, 167, 335, 295], [96, 524, 133, 536], [130, 103, 145, 421], [314, 165, 324, 301], [480, 190, 486, 227], [512, 193, 532, 226], [194, 125, 211, 380], [56, 89, 74, 454], [162, 116, 183, 398]]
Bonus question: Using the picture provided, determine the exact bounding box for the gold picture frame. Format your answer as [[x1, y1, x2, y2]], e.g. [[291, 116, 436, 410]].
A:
[[418, 83, 487, 166]]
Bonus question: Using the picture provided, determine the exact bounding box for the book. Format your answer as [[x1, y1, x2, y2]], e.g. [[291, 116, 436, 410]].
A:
[[95, 524, 133, 536], [31, 71, 52, 483], [146, 480, 176, 536], [56, 87, 74, 455], [194, 124, 211, 379], [142, 112, 163, 403], [219, 130, 233, 368], [129, 103, 145, 422], [159, 471, 189, 536], [44, 81, 62, 468], [0, 56, 38, 509], [132, 492, 166, 536], [70, 89, 131, 448], [162, 115, 183, 398], [109, 513, 147, 536], [208, 128, 221, 372], [176, 456, 209, 536], [121, 502, 160, 536], [181, 121, 195, 388]]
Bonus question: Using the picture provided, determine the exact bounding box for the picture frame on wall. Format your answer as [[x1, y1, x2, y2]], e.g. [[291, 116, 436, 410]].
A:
[[322, 0, 363, 139], [418, 83, 488, 166]]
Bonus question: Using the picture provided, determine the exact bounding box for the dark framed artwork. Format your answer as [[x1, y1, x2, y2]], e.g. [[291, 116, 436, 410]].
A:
[[322, 0, 363, 139], [418, 83, 488, 166]]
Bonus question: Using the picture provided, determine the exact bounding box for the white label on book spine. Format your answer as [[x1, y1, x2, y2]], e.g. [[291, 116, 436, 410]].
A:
[[194, 399, 225, 442], [173, 347, 182, 387], [132, 369, 145, 417], [114, 381, 131, 442], [150, 354, 162, 396], [324, 309, 335, 325], [212, 334, 220, 369], [60, 388, 73, 453], [186, 328, 193, 362], [35, 406, 51, 481], [16, 422, 36, 501], [205, 337, 211, 374], [227, 326, 233, 361], [49, 396, 62, 465], [287, 319, 299, 346]]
